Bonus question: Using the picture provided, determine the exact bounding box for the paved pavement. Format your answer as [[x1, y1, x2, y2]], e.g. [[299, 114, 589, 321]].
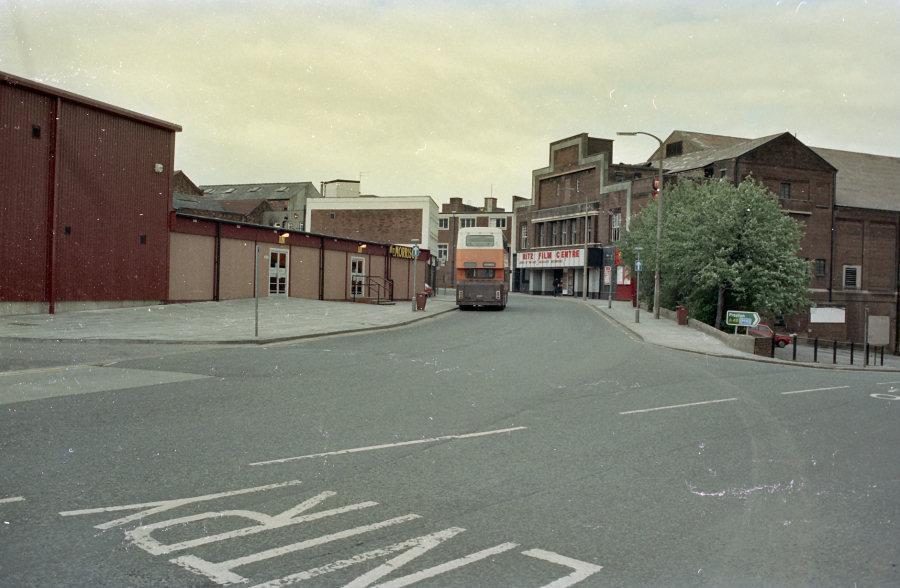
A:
[[0, 295, 457, 344], [584, 297, 900, 371]]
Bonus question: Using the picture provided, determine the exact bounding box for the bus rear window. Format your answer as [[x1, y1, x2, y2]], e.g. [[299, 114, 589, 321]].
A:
[[465, 234, 495, 247], [465, 269, 496, 279]]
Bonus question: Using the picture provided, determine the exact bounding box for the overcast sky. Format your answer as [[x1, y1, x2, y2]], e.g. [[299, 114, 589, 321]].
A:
[[3, 0, 898, 209]]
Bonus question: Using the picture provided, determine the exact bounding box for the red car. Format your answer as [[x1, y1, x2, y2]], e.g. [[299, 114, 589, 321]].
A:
[[748, 323, 792, 347]]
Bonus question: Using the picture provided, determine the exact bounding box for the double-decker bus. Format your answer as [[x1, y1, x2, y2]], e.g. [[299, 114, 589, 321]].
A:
[[455, 226, 508, 310]]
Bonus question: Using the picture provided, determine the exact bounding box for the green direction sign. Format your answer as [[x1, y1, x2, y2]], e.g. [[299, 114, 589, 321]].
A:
[[726, 310, 760, 328]]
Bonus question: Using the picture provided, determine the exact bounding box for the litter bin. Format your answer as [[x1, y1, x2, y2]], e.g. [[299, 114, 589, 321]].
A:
[[416, 292, 427, 311], [676, 305, 688, 326]]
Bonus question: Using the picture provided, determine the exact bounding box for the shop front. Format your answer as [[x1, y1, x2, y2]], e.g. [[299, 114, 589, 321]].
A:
[[516, 247, 606, 298]]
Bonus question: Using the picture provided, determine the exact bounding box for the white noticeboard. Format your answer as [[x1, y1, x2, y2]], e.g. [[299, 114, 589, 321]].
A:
[[868, 315, 890, 345], [810, 307, 845, 324]]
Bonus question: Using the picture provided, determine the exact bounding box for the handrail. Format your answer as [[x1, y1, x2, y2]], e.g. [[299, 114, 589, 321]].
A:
[[357, 276, 394, 304]]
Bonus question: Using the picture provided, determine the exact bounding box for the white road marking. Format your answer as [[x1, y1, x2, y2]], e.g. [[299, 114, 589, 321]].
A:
[[59, 479, 303, 530], [170, 513, 422, 585], [126, 491, 378, 555], [253, 528, 465, 588], [249, 426, 528, 466], [522, 549, 604, 588], [876, 381, 900, 385], [870, 393, 900, 401], [780, 385, 850, 395], [0, 496, 25, 504], [342, 528, 474, 588], [619, 398, 737, 415], [365, 542, 520, 588]]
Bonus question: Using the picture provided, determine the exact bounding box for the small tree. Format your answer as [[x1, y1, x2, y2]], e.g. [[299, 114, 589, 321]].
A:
[[620, 178, 810, 329]]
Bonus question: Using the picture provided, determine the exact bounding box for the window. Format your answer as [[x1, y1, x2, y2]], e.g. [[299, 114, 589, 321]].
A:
[[719, 169, 728, 178], [561, 220, 569, 245], [572, 219, 579, 244], [538, 223, 545, 247], [439, 217, 449, 229], [586, 218, 592, 244], [779, 182, 791, 199], [329, 212, 336, 219], [465, 234, 495, 247], [520, 223, 527, 250], [611, 210, 622, 242], [814, 259, 826, 277], [665, 141, 683, 157], [494, 218, 506, 228], [551, 223, 558, 245], [437, 243, 448, 260], [460, 217, 476, 228], [843, 265, 860, 289], [465, 268, 496, 279]]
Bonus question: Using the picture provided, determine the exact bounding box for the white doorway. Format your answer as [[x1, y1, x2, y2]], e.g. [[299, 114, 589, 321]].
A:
[[268, 249, 289, 296], [350, 256, 366, 297]]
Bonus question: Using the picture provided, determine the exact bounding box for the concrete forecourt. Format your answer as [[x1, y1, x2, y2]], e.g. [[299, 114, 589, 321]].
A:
[[0, 294, 897, 586]]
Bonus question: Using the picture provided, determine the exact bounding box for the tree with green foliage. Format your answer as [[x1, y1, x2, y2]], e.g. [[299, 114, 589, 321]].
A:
[[619, 178, 810, 329]]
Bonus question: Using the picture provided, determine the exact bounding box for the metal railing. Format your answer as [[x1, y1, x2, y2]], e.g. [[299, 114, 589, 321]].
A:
[[768, 335, 887, 366], [355, 276, 393, 304]]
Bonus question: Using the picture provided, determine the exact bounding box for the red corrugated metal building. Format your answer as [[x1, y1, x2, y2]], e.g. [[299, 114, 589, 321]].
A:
[[1, 71, 181, 314]]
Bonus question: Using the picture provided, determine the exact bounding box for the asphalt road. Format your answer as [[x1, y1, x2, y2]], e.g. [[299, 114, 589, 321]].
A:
[[1, 295, 897, 587]]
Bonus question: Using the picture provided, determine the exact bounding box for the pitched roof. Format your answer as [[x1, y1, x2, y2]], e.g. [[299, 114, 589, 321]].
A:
[[812, 147, 900, 212], [648, 130, 749, 161], [199, 182, 319, 201], [660, 133, 787, 173], [217, 199, 269, 215], [173, 195, 227, 213]]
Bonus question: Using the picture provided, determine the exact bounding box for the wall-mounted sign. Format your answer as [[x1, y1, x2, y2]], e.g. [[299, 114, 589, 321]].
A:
[[389, 245, 417, 259], [809, 307, 845, 324], [517, 248, 584, 268]]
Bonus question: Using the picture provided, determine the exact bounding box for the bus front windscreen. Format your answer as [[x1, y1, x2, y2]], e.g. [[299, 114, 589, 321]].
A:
[[465, 234, 495, 247]]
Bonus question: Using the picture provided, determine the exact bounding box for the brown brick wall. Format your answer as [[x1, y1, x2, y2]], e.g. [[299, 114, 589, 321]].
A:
[[311, 209, 423, 244], [537, 167, 600, 210]]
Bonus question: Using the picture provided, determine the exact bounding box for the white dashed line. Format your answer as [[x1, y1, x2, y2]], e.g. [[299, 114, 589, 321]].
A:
[[780, 385, 850, 395], [876, 381, 900, 386], [619, 398, 737, 415], [249, 426, 528, 466], [0, 496, 25, 504]]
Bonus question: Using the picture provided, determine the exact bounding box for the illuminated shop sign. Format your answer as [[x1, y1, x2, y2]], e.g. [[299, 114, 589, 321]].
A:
[[516, 248, 585, 268]]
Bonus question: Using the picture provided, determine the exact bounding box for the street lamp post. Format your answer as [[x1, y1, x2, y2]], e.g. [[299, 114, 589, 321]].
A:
[[617, 131, 664, 319]]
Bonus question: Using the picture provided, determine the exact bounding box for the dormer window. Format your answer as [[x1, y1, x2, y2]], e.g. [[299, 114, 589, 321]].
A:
[[665, 141, 684, 157]]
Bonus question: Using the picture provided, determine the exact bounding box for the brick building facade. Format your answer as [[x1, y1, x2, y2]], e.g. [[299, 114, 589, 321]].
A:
[[653, 131, 899, 349], [305, 183, 440, 289], [513, 134, 650, 298], [520, 130, 899, 349]]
